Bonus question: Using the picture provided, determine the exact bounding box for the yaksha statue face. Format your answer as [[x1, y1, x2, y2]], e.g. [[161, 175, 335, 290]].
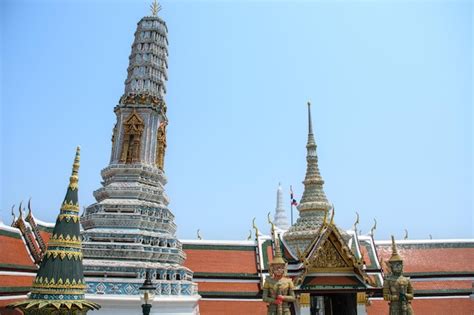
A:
[[271, 263, 286, 279], [390, 261, 403, 276]]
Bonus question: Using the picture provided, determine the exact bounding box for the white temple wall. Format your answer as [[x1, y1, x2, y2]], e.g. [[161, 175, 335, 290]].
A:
[[86, 294, 200, 315]]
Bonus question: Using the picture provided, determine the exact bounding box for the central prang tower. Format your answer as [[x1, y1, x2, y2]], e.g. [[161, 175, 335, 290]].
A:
[[80, 8, 199, 303]]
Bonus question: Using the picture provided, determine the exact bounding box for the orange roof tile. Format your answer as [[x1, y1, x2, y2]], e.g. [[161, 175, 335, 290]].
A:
[[199, 300, 267, 315], [377, 246, 474, 274], [368, 298, 473, 315], [184, 249, 258, 274], [412, 280, 473, 291], [0, 275, 34, 288], [0, 234, 36, 269], [359, 240, 380, 270], [197, 281, 260, 293], [39, 230, 51, 244]]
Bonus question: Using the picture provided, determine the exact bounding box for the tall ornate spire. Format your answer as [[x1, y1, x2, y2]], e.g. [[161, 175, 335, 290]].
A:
[[121, 10, 168, 101], [9, 147, 100, 314], [274, 183, 289, 230], [283, 102, 331, 255], [80, 8, 198, 301]]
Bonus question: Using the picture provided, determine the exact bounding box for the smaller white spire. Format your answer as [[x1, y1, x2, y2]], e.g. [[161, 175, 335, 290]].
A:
[[274, 183, 289, 230]]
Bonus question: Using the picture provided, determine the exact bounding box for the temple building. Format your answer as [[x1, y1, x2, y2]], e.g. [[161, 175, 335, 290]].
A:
[[0, 4, 473, 315]]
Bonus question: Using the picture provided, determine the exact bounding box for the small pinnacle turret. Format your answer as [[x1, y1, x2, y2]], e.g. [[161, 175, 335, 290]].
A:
[[9, 147, 100, 314], [274, 183, 289, 230], [284, 102, 331, 255]]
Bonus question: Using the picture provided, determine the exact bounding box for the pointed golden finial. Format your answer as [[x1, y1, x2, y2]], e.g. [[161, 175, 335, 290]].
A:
[[69, 146, 80, 190], [252, 217, 259, 238], [197, 229, 202, 240], [150, 0, 162, 16], [370, 218, 377, 237]]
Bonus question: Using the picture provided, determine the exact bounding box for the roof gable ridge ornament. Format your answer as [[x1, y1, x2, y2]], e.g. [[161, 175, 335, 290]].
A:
[[10, 204, 16, 226], [252, 217, 260, 238], [267, 211, 275, 236], [268, 212, 285, 264], [18, 201, 23, 220], [27, 198, 33, 218], [353, 211, 360, 232], [370, 218, 377, 237], [329, 204, 335, 225], [196, 229, 202, 240]]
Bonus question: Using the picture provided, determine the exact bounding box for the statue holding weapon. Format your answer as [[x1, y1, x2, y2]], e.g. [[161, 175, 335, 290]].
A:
[[383, 236, 414, 315], [262, 214, 295, 315]]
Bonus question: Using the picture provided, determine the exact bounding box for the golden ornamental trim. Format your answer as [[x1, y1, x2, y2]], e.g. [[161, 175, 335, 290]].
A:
[[60, 201, 79, 212], [299, 293, 310, 307], [119, 92, 164, 106], [50, 234, 80, 241], [58, 214, 79, 223], [47, 239, 82, 249], [8, 299, 100, 311], [32, 277, 86, 292], [45, 250, 83, 260], [30, 289, 86, 296]]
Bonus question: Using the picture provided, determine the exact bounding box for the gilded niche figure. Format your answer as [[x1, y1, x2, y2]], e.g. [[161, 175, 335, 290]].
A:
[[383, 236, 414, 315], [119, 111, 144, 164], [262, 232, 295, 315], [156, 120, 167, 170]]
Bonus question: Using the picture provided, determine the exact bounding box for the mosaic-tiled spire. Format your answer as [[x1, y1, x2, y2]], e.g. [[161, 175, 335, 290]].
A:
[[284, 102, 331, 255], [80, 7, 198, 298], [9, 147, 100, 314], [274, 183, 289, 230], [122, 14, 168, 100]]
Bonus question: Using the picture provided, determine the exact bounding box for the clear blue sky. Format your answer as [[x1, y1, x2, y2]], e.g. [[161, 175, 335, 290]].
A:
[[1, 0, 472, 240]]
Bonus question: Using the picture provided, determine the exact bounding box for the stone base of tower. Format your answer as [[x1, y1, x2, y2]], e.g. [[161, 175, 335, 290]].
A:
[[85, 294, 201, 315]]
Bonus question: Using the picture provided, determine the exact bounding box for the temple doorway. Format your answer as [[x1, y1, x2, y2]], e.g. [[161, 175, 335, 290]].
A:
[[310, 293, 357, 315]]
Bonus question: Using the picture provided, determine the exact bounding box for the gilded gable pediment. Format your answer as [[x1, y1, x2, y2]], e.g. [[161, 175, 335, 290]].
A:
[[308, 237, 349, 270]]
